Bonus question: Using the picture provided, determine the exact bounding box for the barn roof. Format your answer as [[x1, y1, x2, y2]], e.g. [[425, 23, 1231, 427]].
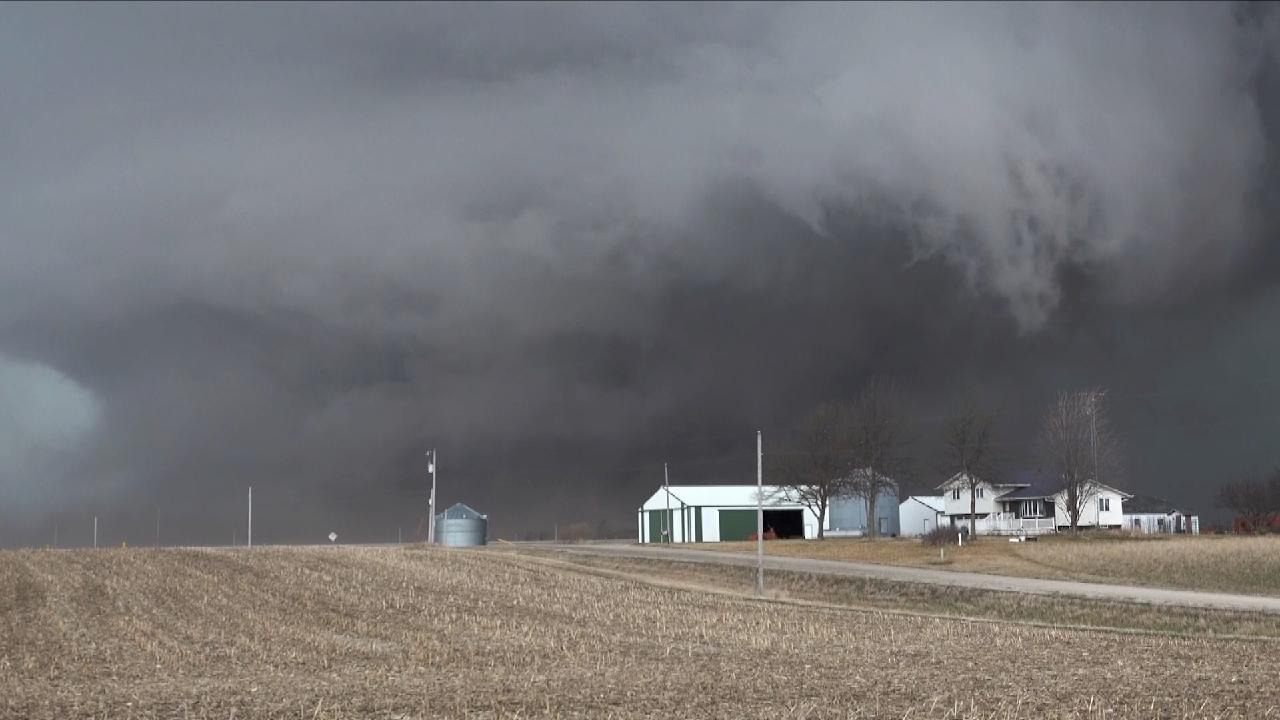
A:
[[640, 480, 901, 512], [640, 485, 801, 510]]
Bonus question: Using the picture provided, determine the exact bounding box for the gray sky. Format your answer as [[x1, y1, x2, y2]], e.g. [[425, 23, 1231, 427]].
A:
[[2, 3, 1279, 546]]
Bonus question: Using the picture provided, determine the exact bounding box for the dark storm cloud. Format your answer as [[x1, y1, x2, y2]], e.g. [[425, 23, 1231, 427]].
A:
[[1, 3, 1278, 545]]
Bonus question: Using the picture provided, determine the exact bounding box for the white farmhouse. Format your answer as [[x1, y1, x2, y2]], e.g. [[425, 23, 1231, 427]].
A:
[[938, 471, 1131, 535], [898, 496, 945, 537]]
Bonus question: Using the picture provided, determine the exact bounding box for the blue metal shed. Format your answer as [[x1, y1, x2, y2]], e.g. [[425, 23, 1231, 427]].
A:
[[828, 488, 901, 537]]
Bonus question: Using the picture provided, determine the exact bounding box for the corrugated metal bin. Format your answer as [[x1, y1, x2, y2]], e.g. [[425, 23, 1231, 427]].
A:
[[434, 503, 488, 546]]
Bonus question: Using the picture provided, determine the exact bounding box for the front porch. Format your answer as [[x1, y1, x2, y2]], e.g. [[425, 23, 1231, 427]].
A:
[[956, 497, 1058, 535], [977, 513, 1057, 535]]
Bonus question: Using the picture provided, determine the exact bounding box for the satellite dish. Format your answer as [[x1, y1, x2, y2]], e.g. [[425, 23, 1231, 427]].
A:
[[328, 532, 337, 543]]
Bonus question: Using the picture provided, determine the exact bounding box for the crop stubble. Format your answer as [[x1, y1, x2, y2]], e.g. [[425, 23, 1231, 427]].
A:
[[1, 546, 1276, 719]]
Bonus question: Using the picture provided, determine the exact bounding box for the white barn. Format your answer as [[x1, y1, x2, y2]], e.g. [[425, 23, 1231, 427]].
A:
[[637, 485, 826, 543], [899, 496, 946, 537]]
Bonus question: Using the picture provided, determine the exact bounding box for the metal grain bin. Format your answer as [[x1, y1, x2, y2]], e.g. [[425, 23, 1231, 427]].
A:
[[434, 502, 488, 547]]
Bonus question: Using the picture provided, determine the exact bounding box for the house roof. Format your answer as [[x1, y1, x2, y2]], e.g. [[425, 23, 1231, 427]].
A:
[[1092, 482, 1133, 499], [941, 469, 1134, 500], [904, 495, 945, 512], [936, 471, 1028, 492], [996, 472, 1059, 500], [1124, 494, 1184, 514]]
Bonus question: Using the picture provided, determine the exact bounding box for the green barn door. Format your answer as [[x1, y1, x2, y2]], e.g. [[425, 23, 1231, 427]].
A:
[[718, 509, 757, 541], [648, 510, 672, 543]]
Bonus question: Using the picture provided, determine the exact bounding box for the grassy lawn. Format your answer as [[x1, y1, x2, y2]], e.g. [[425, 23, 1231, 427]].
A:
[[701, 533, 1280, 595]]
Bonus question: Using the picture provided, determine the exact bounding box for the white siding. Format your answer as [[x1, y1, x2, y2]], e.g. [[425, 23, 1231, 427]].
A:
[[1125, 513, 1169, 534], [899, 496, 945, 537], [701, 506, 721, 543], [806, 506, 828, 538], [941, 477, 1006, 517], [1124, 512, 1198, 534], [1053, 488, 1125, 528]]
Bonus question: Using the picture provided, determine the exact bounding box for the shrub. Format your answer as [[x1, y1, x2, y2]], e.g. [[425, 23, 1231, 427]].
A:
[[921, 525, 961, 547]]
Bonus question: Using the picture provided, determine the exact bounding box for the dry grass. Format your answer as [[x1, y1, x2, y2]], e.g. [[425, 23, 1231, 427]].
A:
[[706, 534, 1280, 595], [0, 546, 1277, 719], [1014, 535, 1280, 595], [534, 550, 1280, 639]]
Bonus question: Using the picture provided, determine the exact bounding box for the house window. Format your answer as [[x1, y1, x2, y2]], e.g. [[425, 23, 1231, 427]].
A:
[[952, 488, 960, 500], [976, 488, 984, 499], [1098, 497, 1110, 512], [1021, 500, 1042, 518]]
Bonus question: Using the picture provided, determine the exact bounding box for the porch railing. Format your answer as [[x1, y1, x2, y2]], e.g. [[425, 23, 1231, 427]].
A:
[[976, 514, 1057, 535]]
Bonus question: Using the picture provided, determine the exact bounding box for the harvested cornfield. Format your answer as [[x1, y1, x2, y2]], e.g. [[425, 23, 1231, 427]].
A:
[[1, 546, 1277, 719]]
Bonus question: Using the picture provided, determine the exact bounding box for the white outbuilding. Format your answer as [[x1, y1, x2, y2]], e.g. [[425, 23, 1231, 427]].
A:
[[637, 485, 826, 543], [1123, 495, 1199, 535], [898, 495, 946, 537]]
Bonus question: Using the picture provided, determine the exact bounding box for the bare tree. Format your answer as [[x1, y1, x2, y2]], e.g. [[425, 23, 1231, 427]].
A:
[[558, 522, 593, 543], [1037, 389, 1122, 532], [847, 377, 910, 538], [770, 402, 854, 540], [942, 401, 996, 539], [1217, 470, 1280, 533]]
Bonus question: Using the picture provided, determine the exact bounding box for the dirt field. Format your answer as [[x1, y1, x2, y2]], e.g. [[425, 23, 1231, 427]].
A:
[[2, 546, 1278, 719], [706, 534, 1280, 595]]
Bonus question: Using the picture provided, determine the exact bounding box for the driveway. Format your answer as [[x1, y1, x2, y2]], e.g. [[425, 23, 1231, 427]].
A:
[[550, 543, 1280, 614]]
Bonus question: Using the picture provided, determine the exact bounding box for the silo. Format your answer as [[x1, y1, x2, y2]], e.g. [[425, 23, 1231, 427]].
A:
[[434, 502, 488, 547]]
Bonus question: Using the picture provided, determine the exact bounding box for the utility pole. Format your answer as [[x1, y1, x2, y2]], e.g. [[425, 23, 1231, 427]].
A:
[[427, 450, 438, 544], [756, 429, 764, 596], [1090, 391, 1102, 527], [398, 526, 402, 545], [248, 486, 253, 549], [663, 462, 671, 543], [155, 509, 160, 549], [93, 516, 98, 549]]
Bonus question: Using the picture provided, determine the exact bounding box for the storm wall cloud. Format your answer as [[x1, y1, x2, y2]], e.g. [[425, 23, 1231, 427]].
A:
[[2, 3, 1279, 545]]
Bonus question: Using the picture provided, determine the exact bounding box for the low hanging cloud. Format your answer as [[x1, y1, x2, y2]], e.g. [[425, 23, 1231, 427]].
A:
[[0, 356, 99, 510], [0, 4, 1278, 542]]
